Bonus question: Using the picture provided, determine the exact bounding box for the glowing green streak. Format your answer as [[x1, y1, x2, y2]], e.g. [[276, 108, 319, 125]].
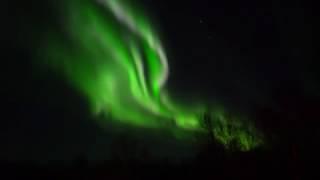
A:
[[41, 0, 262, 150]]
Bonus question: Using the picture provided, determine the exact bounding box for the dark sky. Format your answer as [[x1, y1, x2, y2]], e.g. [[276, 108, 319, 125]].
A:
[[151, 0, 315, 106], [1, 0, 315, 162]]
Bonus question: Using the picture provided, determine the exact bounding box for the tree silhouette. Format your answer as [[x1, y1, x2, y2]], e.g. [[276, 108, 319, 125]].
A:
[[202, 108, 214, 143]]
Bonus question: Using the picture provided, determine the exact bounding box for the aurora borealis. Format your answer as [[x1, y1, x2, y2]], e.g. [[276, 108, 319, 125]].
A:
[[40, 0, 263, 151]]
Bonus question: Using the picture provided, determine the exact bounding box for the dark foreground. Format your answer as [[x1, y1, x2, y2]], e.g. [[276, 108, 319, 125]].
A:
[[0, 143, 317, 180]]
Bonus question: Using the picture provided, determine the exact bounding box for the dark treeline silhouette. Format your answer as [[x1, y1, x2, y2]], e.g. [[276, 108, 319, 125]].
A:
[[2, 82, 319, 180], [253, 80, 320, 179]]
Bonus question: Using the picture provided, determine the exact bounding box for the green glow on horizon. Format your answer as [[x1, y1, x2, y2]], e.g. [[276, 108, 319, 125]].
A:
[[41, 0, 263, 151]]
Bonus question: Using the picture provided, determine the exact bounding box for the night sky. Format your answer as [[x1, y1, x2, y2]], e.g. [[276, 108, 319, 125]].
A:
[[1, 0, 316, 164]]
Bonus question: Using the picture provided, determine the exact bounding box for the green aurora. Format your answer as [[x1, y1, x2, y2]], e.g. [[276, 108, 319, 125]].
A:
[[41, 0, 263, 151]]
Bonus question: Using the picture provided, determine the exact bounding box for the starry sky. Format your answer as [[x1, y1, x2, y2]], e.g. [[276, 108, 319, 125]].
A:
[[1, 0, 315, 162]]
